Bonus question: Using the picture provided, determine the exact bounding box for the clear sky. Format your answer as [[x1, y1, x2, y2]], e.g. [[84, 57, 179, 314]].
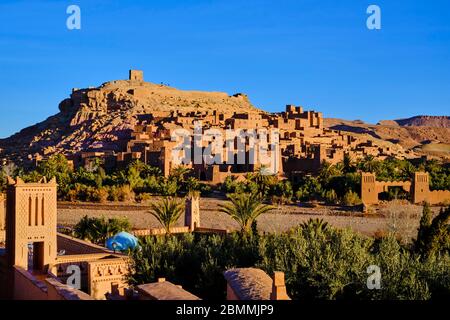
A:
[[0, 0, 449, 138]]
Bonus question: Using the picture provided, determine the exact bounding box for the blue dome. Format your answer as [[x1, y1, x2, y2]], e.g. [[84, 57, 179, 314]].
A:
[[106, 231, 139, 252]]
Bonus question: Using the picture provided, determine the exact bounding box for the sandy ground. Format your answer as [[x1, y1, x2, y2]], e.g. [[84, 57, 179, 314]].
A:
[[57, 198, 441, 239]]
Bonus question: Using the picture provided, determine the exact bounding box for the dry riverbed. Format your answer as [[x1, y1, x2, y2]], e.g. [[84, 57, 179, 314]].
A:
[[57, 198, 441, 239]]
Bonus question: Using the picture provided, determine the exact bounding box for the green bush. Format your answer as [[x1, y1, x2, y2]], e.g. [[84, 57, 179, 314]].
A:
[[342, 190, 362, 206], [135, 192, 153, 203], [73, 215, 132, 245], [128, 232, 260, 300], [270, 180, 293, 204], [127, 218, 450, 300], [323, 189, 338, 205], [117, 185, 135, 202]]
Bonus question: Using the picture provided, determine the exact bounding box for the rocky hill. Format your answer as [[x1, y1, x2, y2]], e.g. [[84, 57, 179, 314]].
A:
[[325, 118, 450, 159], [0, 73, 261, 163], [378, 116, 450, 128], [1, 72, 448, 164]]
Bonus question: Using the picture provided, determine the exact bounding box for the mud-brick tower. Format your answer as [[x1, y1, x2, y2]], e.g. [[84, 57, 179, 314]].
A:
[[361, 172, 377, 205], [5, 177, 57, 272], [129, 69, 144, 82], [185, 193, 200, 231], [412, 172, 430, 204]]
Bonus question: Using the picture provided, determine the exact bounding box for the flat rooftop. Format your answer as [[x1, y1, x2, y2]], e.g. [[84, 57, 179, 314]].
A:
[[136, 281, 200, 300]]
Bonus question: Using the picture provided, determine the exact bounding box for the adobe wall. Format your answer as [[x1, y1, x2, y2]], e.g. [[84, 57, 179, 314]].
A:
[[87, 257, 129, 300], [361, 171, 450, 206], [132, 226, 190, 236], [185, 195, 200, 231], [54, 259, 90, 292], [45, 277, 93, 300], [427, 190, 450, 205], [6, 178, 58, 272], [12, 266, 93, 300], [194, 227, 229, 235], [57, 233, 111, 255], [52, 252, 125, 293], [13, 266, 48, 300]]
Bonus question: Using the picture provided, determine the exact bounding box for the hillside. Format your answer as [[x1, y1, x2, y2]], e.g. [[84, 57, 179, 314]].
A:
[[325, 118, 450, 159], [0, 74, 261, 163], [391, 116, 450, 128], [0, 72, 448, 164]]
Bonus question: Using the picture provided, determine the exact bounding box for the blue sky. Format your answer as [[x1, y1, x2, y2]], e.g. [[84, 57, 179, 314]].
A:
[[0, 0, 449, 138]]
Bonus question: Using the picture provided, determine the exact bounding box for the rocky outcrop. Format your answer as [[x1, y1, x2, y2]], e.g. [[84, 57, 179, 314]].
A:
[[325, 117, 450, 158], [392, 116, 450, 128], [0, 77, 261, 164]]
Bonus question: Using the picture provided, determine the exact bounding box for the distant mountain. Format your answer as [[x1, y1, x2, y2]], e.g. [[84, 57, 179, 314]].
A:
[[325, 116, 450, 159], [391, 116, 450, 128]]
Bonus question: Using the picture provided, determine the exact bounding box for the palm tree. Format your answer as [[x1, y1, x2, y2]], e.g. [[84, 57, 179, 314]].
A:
[[73, 215, 93, 241], [343, 153, 354, 173], [169, 166, 192, 182], [149, 197, 184, 234], [401, 162, 416, 179], [248, 166, 277, 198], [300, 218, 329, 236], [360, 155, 379, 173], [73, 216, 131, 244], [218, 192, 273, 234], [318, 161, 342, 185]]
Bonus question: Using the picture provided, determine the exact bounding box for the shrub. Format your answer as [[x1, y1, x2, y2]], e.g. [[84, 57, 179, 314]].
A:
[[341, 190, 362, 206], [127, 218, 450, 300], [323, 189, 338, 205], [135, 192, 153, 203], [270, 180, 293, 205], [67, 189, 77, 202], [127, 232, 260, 300], [158, 179, 178, 196], [89, 187, 109, 203], [117, 185, 135, 202], [73, 215, 132, 245], [415, 205, 450, 257]]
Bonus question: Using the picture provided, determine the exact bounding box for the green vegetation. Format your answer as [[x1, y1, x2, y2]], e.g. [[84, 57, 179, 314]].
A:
[[415, 203, 450, 258], [0, 154, 448, 206], [72, 215, 132, 245], [0, 156, 211, 201], [127, 206, 450, 300], [148, 197, 184, 234], [218, 192, 273, 234]]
